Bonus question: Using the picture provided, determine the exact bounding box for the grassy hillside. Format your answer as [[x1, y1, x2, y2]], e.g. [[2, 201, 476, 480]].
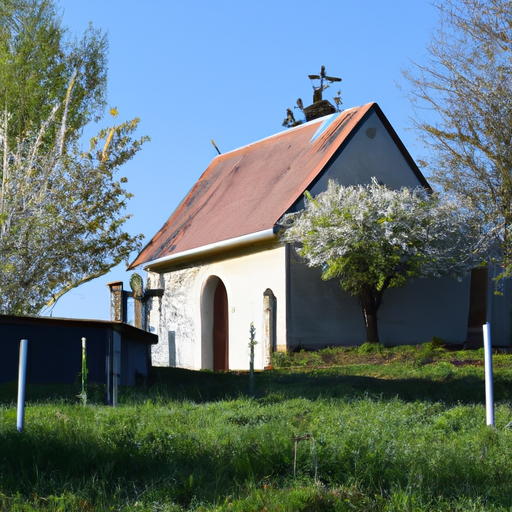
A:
[[1, 344, 512, 511]]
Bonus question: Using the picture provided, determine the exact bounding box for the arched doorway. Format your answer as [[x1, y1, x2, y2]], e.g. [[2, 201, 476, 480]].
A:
[[201, 276, 229, 371]]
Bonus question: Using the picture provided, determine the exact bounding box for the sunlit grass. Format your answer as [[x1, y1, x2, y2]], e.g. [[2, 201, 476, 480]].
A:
[[1, 344, 512, 511]]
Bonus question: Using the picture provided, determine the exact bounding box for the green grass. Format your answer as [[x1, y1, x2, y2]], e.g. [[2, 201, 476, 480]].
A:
[[1, 344, 512, 511]]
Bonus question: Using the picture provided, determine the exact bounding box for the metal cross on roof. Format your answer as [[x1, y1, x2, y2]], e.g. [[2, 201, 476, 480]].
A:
[[308, 66, 341, 103]]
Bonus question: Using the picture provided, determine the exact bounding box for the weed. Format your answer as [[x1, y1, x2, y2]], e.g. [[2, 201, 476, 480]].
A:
[[358, 341, 384, 354]]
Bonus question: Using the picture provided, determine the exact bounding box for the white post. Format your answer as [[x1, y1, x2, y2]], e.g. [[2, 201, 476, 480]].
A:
[[483, 322, 495, 427], [17, 339, 28, 433]]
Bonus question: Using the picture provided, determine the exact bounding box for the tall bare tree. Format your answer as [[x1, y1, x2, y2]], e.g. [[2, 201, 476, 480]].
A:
[[402, 0, 512, 276]]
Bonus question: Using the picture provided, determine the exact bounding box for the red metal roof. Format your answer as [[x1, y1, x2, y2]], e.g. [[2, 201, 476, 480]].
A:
[[130, 103, 426, 270]]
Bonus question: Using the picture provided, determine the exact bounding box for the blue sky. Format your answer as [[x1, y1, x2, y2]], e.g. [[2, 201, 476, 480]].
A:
[[50, 0, 439, 320]]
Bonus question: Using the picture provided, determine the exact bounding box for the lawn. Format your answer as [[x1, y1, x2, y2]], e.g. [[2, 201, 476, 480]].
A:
[[1, 343, 512, 511]]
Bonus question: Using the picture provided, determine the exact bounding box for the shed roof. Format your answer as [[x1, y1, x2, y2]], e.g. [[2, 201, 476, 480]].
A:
[[0, 315, 158, 345], [130, 102, 428, 270]]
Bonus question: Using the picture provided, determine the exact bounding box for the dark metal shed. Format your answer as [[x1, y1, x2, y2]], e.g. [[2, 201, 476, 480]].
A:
[[0, 315, 157, 386]]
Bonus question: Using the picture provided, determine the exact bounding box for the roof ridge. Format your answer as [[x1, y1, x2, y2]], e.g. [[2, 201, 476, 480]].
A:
[[212, 109, 359, 160]]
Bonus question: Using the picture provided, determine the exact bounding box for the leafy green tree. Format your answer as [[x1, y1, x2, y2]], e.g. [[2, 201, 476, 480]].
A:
[[0, 0, 107, 144], [0, 0, 148, 315], [402, 0, 512, 277], [281, 179, 481, 344]]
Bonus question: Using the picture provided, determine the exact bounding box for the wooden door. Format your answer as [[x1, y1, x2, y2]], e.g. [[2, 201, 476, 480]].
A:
[[213, 281, 228, 371]]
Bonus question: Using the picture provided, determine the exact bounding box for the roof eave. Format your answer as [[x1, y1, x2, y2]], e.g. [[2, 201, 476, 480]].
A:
[[142, 227, 279, 272]]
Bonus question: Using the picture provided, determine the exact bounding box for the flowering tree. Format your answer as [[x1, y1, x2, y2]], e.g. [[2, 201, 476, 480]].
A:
[[281, 178, 483, 344]]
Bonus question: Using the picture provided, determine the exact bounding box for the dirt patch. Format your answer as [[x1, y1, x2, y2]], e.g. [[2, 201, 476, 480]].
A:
[[450, 359, 482, 367]]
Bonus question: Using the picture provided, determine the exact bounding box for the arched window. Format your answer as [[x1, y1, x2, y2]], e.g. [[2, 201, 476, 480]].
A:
[[263, 288, 276, 367]]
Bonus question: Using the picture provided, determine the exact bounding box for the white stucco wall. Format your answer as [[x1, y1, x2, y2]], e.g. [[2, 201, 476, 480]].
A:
[[146, 243, 287, 370], [378, 276, 470, 345], [312, 112, 424, 192], [287, 246, 472, 348], [146, 267, 200, 368]]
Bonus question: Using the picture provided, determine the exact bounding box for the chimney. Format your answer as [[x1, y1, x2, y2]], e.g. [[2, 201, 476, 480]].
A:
[[107, 281, 126, 322], [303, 100, 336, 122]]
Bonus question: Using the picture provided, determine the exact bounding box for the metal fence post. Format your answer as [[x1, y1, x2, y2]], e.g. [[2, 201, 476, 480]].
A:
[[17, 339, 28, 433], [483, 322, 495, 427]]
